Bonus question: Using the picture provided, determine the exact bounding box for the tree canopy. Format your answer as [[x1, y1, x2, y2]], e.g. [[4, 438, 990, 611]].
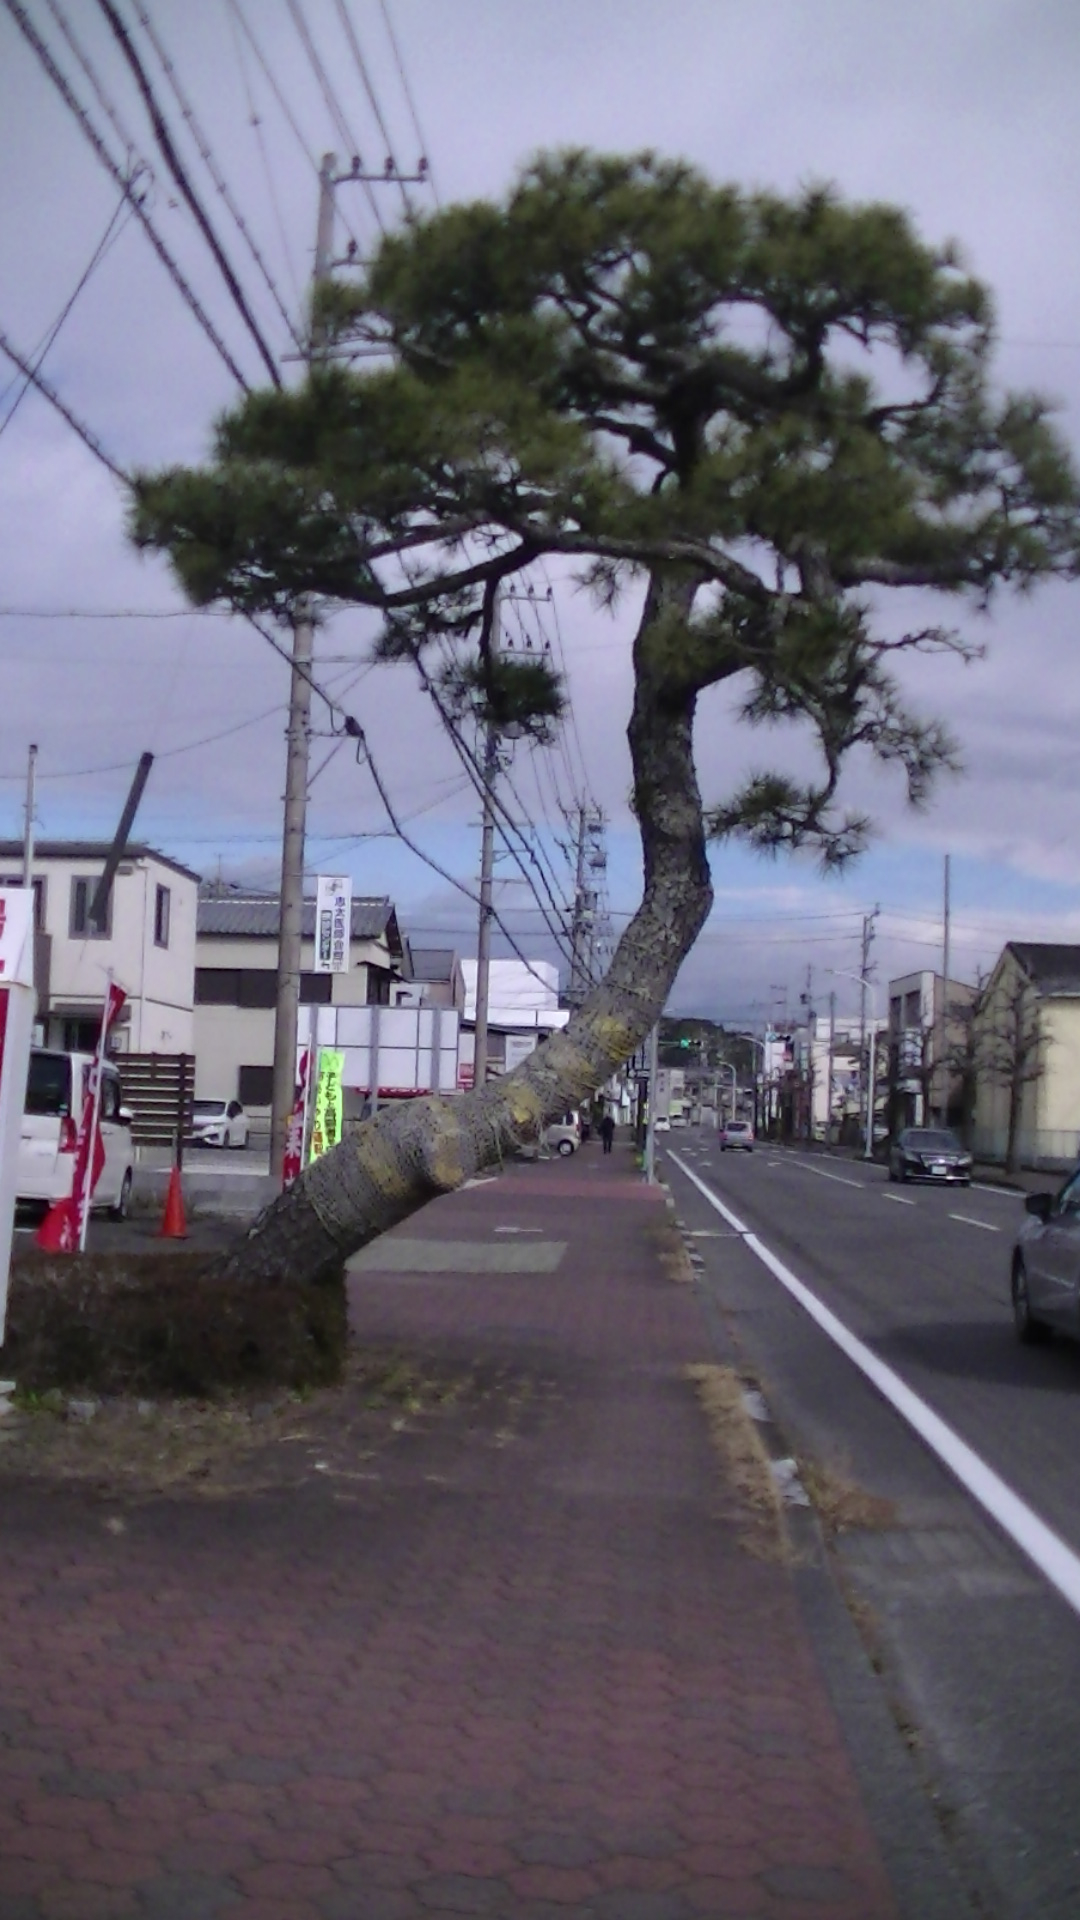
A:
[[134, 149, 1079, 866], [129, 153, 1080, 1282]]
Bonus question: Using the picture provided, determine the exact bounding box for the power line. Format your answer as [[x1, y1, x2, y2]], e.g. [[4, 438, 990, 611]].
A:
[[40, 0, 145, 162], [96, 0, 282, 386], [0, 321, 129, 482], [285, 0, 386, 236], [131, 0, 304, 352], [2, 0, 250, 389], [377, 0, 438, 202], [331, 0, 410, 213], [0, 193, 130, 443], [225, 0, 303, 316]]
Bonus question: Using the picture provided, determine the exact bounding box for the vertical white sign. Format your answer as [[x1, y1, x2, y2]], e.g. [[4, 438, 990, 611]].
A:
[[0, 890, 36, 1345], [314, 875, 352, 975]]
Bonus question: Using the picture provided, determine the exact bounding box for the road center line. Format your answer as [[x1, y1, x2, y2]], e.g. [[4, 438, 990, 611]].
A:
[[668, 1148, 1080, 1624], [882, 1192, 915, 1206], [948, 1213, 1002, 1233]]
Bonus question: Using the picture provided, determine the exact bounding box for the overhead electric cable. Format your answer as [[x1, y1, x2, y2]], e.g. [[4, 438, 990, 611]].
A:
[[225, 0, 303, 314], [225, 0, 365, 258], [330, 0, 409, 212], [377, 0, 438, 202], [95, 0, 281, 386], [0, 194, 130, 443], [0, 322, 129, 482], [285, 0, 386, 234], [1, 0, 249, 389], [41, 0, 145, 162], [131, 0, 303, 351]]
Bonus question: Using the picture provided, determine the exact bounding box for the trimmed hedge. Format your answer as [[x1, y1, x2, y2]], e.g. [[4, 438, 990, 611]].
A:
[[1, 1249, 347, 1397]]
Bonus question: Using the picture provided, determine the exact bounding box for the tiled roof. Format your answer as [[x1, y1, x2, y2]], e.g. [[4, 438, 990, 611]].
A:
[[0, 840, 200, 883], [1009, 942, 1080, 996], [197, 894, 397, 944], [408, 947, 459, 983]]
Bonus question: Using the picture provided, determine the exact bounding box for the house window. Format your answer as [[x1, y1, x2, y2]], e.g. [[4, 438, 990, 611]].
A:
[[366, 968, 392, 1006], [300, 972, 332, 1004], [238, 1064, 274, 1107], [0, 876, 45, 928], [154, 884, 171, 948], [238, 970, 277, 1010], [70, 875, 111, 939], [195, 968, 241, 1005]]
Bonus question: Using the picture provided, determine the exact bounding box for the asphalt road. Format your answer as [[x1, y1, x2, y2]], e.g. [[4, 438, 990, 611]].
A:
[[664, 1131, 1080, 1920]]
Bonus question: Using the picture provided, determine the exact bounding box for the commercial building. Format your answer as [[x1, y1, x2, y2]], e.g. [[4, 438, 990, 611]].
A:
[[193, 888, 406, 1109]]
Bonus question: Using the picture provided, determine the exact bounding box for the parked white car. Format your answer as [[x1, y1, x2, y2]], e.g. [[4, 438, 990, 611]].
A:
[[544, 1111, 580, 1156], [18, 1049, 134, 1219], [188, 1098, 250, 1150]]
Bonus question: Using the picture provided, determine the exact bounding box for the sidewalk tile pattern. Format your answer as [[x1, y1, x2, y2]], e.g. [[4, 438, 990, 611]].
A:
[[0, 1152, 897, 1918]]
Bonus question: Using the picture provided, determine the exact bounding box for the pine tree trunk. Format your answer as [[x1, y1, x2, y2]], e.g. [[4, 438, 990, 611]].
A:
[[221, 586, 713, 1288]]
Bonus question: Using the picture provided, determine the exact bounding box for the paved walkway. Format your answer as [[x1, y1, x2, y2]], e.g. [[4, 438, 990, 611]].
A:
[[1, 1147, 901, 1918]]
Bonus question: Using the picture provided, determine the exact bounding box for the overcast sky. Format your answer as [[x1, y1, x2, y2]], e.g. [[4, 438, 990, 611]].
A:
[[0, 0, 1077, 1024]]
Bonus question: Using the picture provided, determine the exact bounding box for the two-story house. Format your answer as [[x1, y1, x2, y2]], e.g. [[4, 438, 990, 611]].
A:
[[0, 840, 198, 1053], [194, 888, 407, 1109]]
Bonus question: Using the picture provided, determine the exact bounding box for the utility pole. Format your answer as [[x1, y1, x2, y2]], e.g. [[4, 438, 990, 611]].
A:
[[825, 990, 837, 1146], [270, 155, 335, 1183], [939, 852, 952, 1125], [566, 803, 604, 1008], [21, 742, 36, 895], [859, 906, 878, 1146], [472, 585, 501, 1091], [644, 1020, 659, 1183], [800, 965, 815, 1141]]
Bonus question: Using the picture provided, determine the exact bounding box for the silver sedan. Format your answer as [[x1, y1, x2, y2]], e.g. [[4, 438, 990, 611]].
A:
[[1011, 1171, 1080, 1344]]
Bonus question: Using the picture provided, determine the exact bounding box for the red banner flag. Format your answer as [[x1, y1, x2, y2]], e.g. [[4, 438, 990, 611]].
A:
[[281, 1047, 310, 1188], [36, 979, 127, 1252]]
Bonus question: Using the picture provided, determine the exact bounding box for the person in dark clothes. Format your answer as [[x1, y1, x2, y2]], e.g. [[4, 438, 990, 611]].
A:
[[600, 1111, 616, 1154]]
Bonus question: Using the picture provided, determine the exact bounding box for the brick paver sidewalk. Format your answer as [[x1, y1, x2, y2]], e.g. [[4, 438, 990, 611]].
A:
[[0, 1147, 897, 1919]]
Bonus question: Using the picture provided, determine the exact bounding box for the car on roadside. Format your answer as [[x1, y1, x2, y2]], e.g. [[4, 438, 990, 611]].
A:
[[888, 1127, 972, 1185], [188, 1098, 250, 1150], [544, 1111, 580, 1156], [719, 1119, 754, 1152], [1011, 1170, 1080, 1345], [18, 1048, 134, 1220], [653, 1115, 671, 1134]]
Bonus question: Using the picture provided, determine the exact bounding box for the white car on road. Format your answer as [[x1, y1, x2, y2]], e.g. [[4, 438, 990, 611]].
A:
[[19, 1048, 134, 1219]]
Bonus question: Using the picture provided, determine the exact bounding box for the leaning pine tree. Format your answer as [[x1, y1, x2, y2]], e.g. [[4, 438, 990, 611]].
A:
[[133, 153, 1080, 1284]]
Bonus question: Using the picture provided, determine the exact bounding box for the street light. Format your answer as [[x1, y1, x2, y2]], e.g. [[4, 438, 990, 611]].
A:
[[826, 968, 879, 1161]]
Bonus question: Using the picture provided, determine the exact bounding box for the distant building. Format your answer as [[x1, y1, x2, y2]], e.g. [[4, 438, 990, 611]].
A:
[[458, 956, 569, 1083], [395, 946, 466, 1013], [973, 943, 1080, 1169], [194, 889, 406, 1108], [0, 839, 198, 1054], [887, 970, 977, 1128]]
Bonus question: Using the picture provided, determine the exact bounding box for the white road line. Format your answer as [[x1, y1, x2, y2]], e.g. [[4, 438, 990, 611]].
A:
[[882, 1192, 915, 1206], [948, 1213, 1002, 1234], [790, 1162, 865, 1191], [972, 1182, 1026, 1200], [668, 1149, 1080, 1625]]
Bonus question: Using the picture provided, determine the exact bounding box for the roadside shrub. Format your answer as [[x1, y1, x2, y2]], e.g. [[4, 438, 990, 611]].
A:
[[1, 1249, 346, 1397]]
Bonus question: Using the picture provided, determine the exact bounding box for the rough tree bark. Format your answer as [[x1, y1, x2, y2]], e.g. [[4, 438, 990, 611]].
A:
[[223, 578, 711, 1286]]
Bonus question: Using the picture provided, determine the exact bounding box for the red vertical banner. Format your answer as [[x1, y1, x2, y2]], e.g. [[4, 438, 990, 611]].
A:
[[282, 1047, 310, 1188], [36, 980, 127, 1252]]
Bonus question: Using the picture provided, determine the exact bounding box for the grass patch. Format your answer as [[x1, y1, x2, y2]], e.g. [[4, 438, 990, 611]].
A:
[[799, 1455, 898, 1537], [685, 1362, 788, 1560]]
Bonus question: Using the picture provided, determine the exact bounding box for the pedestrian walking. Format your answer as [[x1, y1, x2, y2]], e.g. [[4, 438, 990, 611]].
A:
[[600, 1111, 616, 1155]]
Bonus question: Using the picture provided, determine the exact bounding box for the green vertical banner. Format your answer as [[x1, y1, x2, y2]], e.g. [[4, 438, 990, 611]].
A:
[[308, 1049, 344, 1164]]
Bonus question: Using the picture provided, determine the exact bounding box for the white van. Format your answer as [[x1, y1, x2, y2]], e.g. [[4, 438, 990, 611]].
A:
[[544, 1110, 581, 1156], [18, 1049, 135, 1220]]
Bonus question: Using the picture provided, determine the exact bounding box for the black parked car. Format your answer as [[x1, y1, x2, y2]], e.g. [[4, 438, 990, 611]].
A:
[[888, 1127, 972, 1186]]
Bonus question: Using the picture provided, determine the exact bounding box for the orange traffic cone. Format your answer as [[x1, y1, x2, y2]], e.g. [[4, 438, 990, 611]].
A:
[[158, 1165, 187, 1239]]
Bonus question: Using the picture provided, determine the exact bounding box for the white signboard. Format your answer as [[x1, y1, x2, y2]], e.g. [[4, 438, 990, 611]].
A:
[[0, 889, 36, 1344], [504, 1032, 539, 1073], [314, 874, 352, 975]]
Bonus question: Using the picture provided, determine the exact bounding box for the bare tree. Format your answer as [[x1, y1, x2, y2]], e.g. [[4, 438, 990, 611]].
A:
[[979, 971, 1046, 1174]]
